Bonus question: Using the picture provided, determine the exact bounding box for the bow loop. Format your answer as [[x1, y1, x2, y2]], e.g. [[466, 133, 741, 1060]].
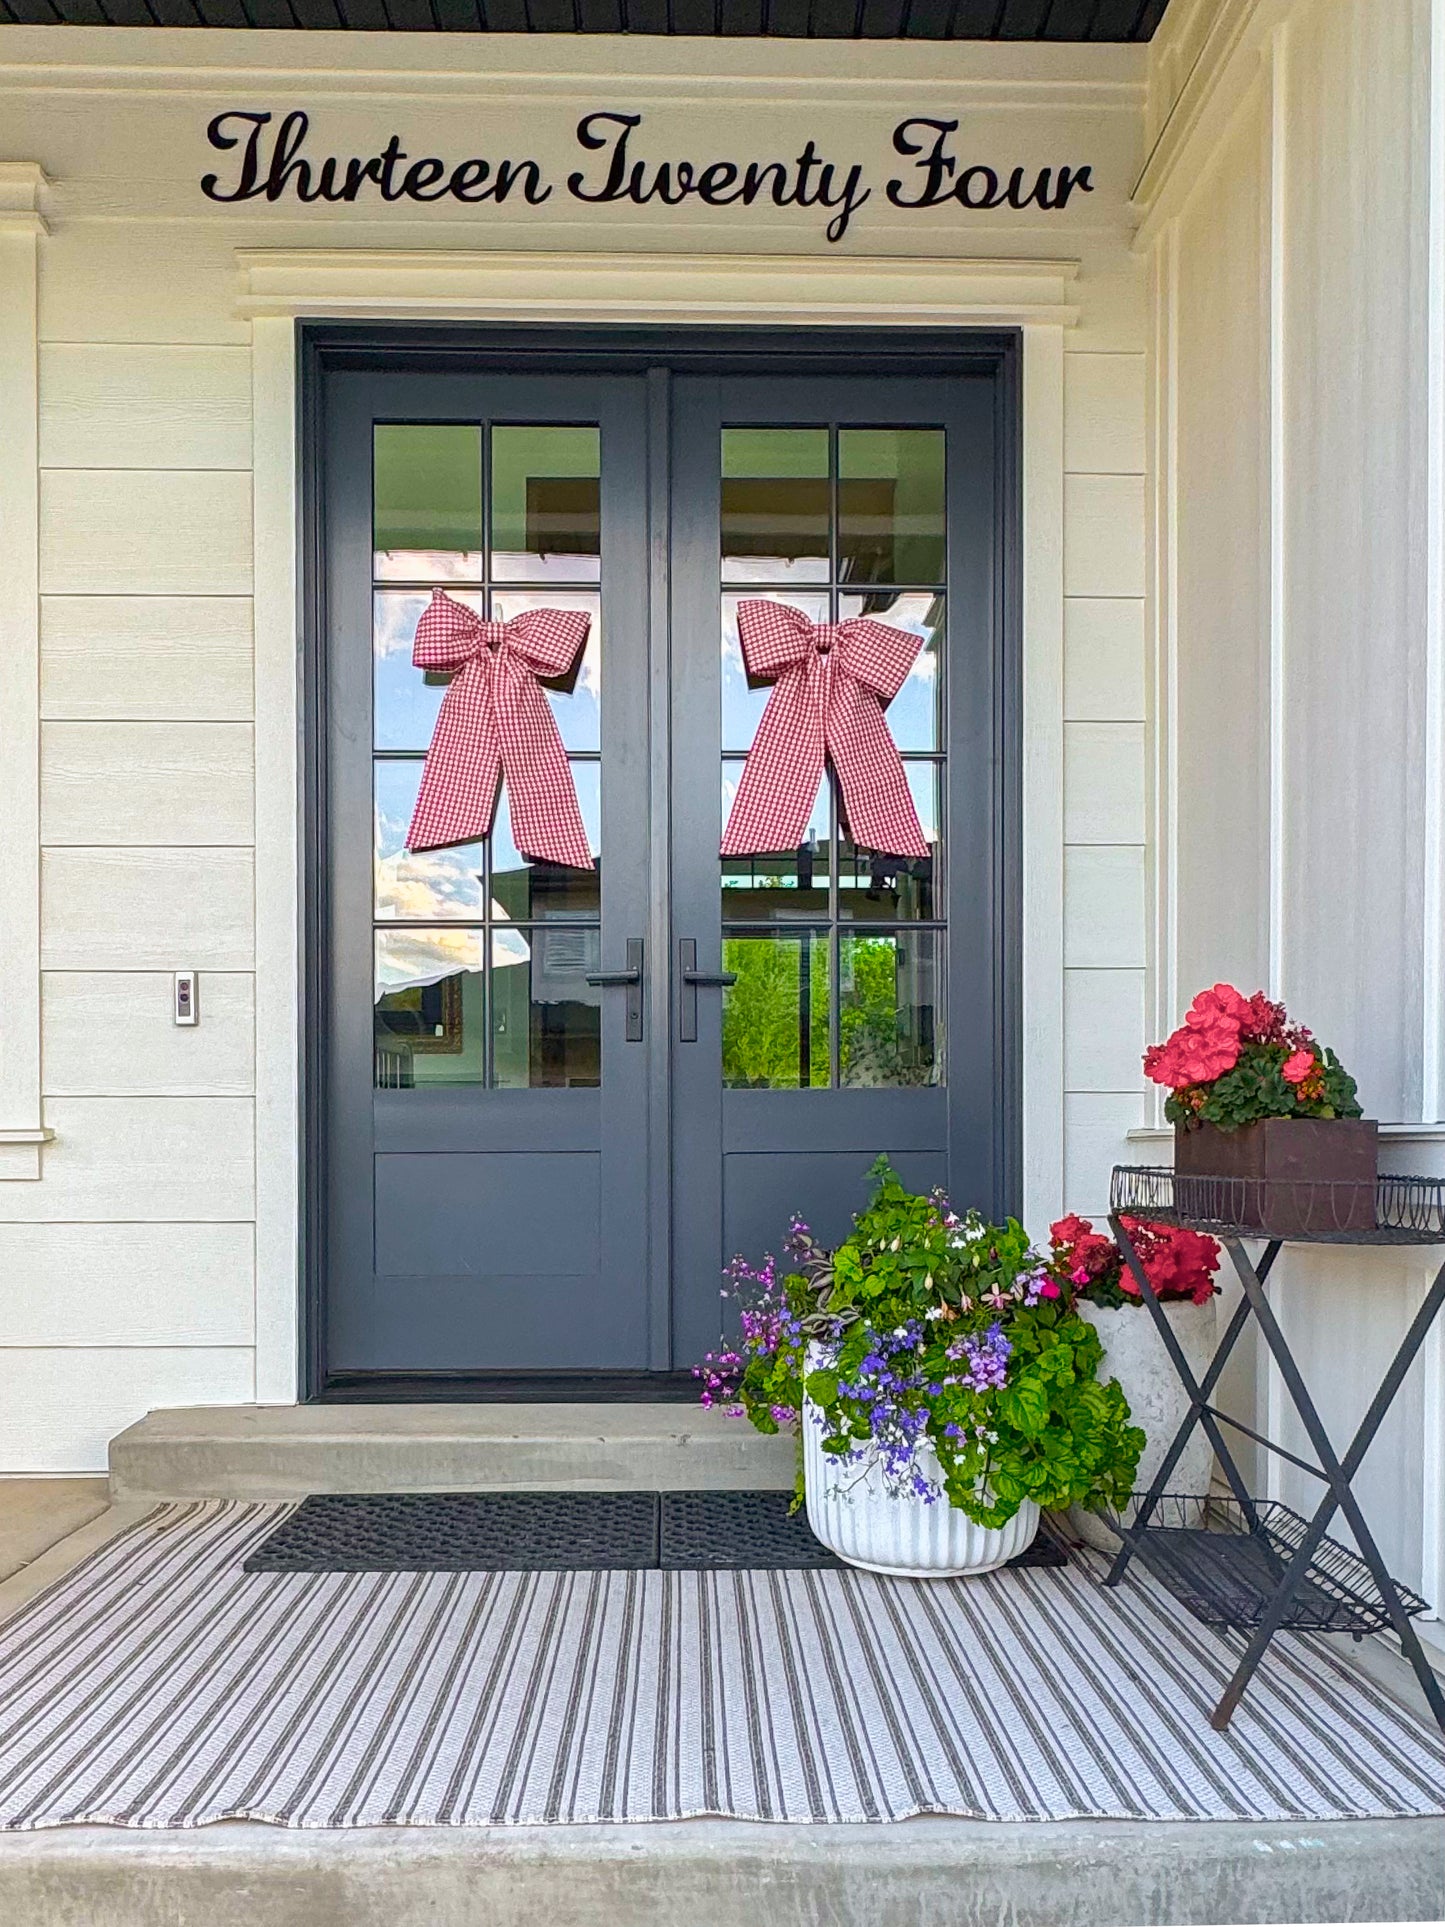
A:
[[502, 604, 592, 681], [412, 589, 489, 676], [834, 616, 924, 704], [735, 600, 818, 681], [405, 590, 594, 869], [722, 599, 929, 861]]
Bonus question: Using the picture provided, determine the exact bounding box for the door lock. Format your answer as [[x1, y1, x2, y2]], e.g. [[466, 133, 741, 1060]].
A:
[[585, 937, 645, 1042], [677, 938, 738, 1043]]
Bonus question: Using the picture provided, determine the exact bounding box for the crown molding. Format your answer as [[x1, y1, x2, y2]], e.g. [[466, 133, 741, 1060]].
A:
[[1131, 0, 1289, 250], [234, 248, 1081, 328]]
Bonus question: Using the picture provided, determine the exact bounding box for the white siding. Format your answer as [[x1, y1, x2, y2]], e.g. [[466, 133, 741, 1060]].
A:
[[1060, 350, 1150, 1217], [0, 28, 1150, 1468]]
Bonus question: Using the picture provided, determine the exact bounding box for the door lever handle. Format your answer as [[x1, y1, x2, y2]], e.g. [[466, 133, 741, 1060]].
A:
[[678, 939, 736, 1043], [585, 937, 644, 1042]]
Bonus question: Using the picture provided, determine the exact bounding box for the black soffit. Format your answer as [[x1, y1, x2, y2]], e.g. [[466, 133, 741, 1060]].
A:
[[0, 0, 1172, 40]]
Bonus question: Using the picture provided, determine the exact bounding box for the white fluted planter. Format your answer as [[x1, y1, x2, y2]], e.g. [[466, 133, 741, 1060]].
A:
[[802, 1396, 1039, 1578], [1068, 1295, 1218, 1552]]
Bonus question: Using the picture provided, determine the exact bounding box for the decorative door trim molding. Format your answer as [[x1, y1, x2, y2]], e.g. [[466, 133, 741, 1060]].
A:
[[0, 163, 51, 1180], [234, 248, 1081, 330], [248, 256, 1069, 1395]]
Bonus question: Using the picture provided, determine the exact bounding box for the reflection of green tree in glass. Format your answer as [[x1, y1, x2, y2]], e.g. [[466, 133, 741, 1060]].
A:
[[840, 938, 901, 1076], [721, 937, 829, 1088]]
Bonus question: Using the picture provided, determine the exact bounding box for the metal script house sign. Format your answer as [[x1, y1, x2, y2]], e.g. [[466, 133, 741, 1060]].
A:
[[201, 110, 1095, 243]]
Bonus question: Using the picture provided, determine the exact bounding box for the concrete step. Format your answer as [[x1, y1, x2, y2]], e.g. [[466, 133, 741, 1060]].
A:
[[2, 1816, 1441, 1927], [108, 1403, 796, 1501]]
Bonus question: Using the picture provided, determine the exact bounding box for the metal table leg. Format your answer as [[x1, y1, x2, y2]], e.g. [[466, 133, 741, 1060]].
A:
[[1103, 1218, 1276, 1589], [1212, 1242, 1445, 1733]]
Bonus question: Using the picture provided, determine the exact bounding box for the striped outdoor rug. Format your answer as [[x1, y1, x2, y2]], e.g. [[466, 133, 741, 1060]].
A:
[[0, 1501, 1440, 1829]]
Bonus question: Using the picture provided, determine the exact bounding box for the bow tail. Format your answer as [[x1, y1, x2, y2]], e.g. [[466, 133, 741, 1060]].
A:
[[496, 675, 595, 871], [407, 669, 503, 853], [829, 692, 930, 860], [721, 672, 826, 857]]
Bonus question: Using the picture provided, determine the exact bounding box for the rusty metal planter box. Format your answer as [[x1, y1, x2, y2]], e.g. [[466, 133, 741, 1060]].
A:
[[1173, 1118, 1379, 1237]]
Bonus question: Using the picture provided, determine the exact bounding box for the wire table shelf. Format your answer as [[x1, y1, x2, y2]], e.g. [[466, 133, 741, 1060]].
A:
[[1103, 1166, 1445, 1737], [1112, 1165, 1445, 1243]]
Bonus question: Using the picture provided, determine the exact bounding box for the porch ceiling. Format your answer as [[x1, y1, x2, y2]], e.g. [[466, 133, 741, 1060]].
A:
[[0, 0, 1171, 40]]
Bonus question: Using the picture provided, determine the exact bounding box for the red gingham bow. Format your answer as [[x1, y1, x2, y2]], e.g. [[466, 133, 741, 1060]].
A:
[[720, 600, 930, 860], [406, 590, 594, 871]]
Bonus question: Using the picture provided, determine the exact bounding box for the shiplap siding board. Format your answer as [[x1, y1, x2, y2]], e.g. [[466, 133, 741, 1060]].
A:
[[39, 345, 252, 471], [40, 596, 255, 722], [38, 222, 251, 347], [0, 1348, 255, 1474], [1063, 353, 1147, 473], [1063, 968, 1147, 1093], [39, 471, 253, 596], [0, 1223, 254, 1346], [1063, 722, 1147, 844], [41, 848, 254, 971], [1063, 846, 1147, 969], [42, 973, 254, 1097], [1063, 1091, 1146, 1220], [41, 722, 254, 846], [1063, 598, 1146, 721], [1062, 473, 1148, 599], [0, 1098, 254, 1223]]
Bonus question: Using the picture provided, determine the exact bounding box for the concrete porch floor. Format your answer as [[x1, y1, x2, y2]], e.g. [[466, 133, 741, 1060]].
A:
[[0, 1481, 1442, 1926]]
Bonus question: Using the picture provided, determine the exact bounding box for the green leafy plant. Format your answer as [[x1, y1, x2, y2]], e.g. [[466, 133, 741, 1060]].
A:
[[697, 1159, 1144, 1527]]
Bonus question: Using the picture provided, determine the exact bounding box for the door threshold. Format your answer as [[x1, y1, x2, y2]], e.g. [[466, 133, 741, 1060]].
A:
[[315, 1371, 702, 1403]]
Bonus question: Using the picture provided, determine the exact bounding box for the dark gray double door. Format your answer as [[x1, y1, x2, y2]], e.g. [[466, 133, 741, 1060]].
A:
[[319, 356, 1009, 1389]]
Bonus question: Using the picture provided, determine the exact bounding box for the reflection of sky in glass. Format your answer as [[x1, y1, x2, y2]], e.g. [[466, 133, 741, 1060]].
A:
[[374, 761, 485, 920], [374, 590, 600, 753], [839, 592, 942, 752], [375, 927, 484, 992]]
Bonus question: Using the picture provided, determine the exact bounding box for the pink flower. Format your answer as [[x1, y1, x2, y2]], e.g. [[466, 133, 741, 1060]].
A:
[[1038, 1278, 1061, 1299], [1143, 985, 1248, 1090], [1282, 1049, 1316, 1086], [1186, 984, 1252, 1031]]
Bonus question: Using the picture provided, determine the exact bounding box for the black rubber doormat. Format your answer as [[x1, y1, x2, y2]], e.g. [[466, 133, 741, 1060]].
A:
[[242, 1491, 1070, 1574]]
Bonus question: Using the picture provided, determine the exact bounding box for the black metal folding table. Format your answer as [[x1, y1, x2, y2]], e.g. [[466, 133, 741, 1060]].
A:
[[1104, 1165, 1445, 1736]]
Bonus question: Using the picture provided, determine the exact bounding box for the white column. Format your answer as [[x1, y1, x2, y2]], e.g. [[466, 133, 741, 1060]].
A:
[[0, 165, 51, 1182], [251, 315, 301, 1402]]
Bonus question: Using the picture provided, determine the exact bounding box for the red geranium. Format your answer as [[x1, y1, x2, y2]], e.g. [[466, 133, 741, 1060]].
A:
[[1048, 1215, 1220, 1309], [1143, 983, 1359, 1129]]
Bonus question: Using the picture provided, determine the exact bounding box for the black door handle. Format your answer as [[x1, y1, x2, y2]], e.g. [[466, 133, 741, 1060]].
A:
[[678, 938, 737, 1043], [585, 937, 644, 1042]]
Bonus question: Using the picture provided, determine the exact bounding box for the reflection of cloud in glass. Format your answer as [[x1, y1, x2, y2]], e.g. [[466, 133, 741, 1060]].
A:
[[373, 791, 485, 921], [376, 927, 482, 991]]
